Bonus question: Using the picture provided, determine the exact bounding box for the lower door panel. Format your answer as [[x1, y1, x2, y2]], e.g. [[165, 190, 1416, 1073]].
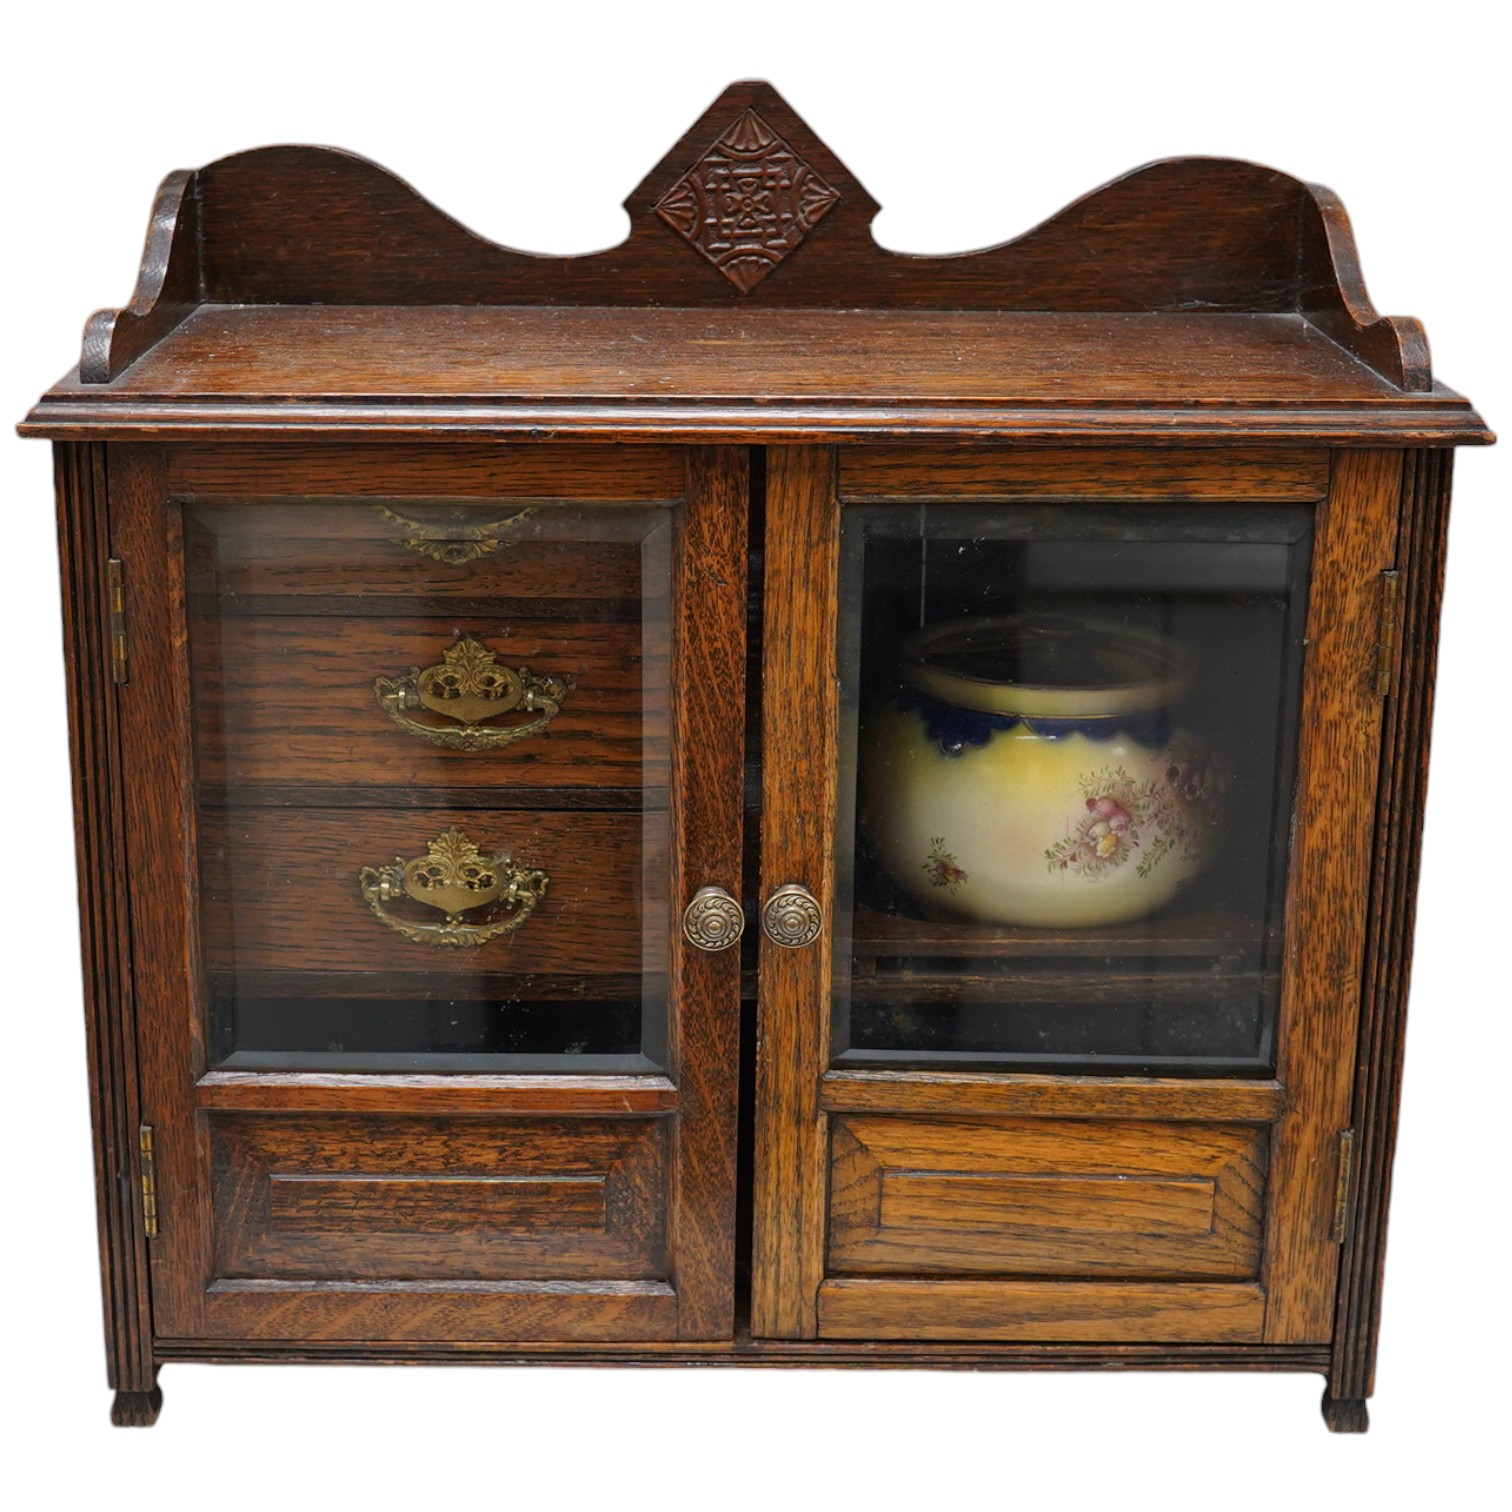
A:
[[818, 1113, 1267, 1342]]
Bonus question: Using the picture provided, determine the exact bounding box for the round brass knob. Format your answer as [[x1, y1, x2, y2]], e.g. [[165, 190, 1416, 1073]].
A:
[[761, 883, 823, 948], [682, 886, 746, 952]]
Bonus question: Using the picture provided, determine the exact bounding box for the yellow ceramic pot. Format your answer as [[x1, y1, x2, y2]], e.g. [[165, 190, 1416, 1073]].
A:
[[860, 615, 1221, 928]]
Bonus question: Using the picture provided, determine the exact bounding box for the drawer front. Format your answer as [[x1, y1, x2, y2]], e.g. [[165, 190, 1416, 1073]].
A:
[[200, 806, 658, 976], [194, 616, 663, 793], [184, 498, 670, 605], [209, 1113, 668, 1281], [828, 1116, 1267, 1279]]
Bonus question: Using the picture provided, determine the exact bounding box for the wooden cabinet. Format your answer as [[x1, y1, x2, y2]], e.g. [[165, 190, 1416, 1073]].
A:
[[20, 81, 1491, 1431]]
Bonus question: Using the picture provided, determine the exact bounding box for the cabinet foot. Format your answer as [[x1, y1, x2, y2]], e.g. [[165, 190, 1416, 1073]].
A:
[[111, 1385, 163, 1427], [1321, 1390, 1369, 1434]]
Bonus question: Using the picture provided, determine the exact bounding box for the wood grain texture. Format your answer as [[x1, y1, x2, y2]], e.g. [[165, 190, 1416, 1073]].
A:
[[195, 1071, 678, 1115], [110, 444, 213, 1353], [840, 446, 1329, 501], [828, 1117, 1265, 1279], [183, 503, 663, 607], [25, 390, 1489, 447], [112, 440, 741, 1350], [167, 442, 685, 499], [208, 1114, 666, 1283], [191, 615, 657, 794], [1328, 451, 1453, 1406], [817, 1279, 1266, 1343], [80, 170, 198, 383], [819, 1072, 1285, 1122], [55, 81, 1440, 394], [156, 1334, 1329, 1369], [750, 447, 840, 1339], [194, 1281, 679, 1344], [664, 447, 748, 1339], [25, 307, 1490, 450], [197, 807, 654, 975], [1263, 450, 1402, 1343], [53, 443, 157, 1397]]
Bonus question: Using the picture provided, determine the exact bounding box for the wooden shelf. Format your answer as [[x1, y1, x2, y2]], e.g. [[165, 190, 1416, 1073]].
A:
[[851, 905, 1271, 963]]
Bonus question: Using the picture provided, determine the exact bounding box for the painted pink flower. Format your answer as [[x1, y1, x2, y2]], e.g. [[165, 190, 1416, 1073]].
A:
[[1085, 795, 1132, 832]]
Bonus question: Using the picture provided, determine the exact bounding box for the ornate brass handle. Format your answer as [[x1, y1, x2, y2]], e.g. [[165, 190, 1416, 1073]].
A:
[[761, 883, 823, 948], [377, 504, 536, 564], [358, 826, 548, 948], [682, 887, 745, 952], [374, 634, 569, 751]]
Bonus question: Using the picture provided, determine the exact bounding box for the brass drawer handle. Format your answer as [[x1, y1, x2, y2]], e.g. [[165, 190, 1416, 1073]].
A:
[[378, 504, 536, 564], [374, 634, 568, 751], [682, 886, 745, 952], [358, 826, 548, 949], [761, 883, 823, 948]]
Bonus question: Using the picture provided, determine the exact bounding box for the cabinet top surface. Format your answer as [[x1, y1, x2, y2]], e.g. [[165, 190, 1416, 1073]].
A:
[[19, 79, 1492, 445]]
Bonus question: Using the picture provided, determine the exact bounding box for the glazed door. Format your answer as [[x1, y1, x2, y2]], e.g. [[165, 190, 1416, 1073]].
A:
[[115, 442, 746, 1345], [753, 444, 1400, 1344]]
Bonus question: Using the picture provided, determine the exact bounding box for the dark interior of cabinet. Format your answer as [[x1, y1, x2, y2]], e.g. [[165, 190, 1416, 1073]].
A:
[[833, 501, 1314, 1076]]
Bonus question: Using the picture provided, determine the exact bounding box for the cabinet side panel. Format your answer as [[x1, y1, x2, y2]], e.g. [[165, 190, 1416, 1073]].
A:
[[751, 446, 840, 1339], [1329, 450, 1453, 1402], [1263, 450, 1401, 1342], [54, 441, 156, 1393]]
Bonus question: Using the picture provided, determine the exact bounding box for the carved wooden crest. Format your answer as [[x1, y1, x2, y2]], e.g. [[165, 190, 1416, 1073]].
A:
[[655, 108, 839, 291]]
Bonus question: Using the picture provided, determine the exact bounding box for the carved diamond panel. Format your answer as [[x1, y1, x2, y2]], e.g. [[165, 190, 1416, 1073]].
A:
[[655, 109, 840, 292]]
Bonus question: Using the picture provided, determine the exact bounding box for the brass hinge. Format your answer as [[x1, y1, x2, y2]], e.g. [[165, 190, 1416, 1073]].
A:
[[106, 558, 128, 685], [1331, 1128, 1357, 1244], [1373, 570, 1400, 697], [138, 1124, 158, 1239]]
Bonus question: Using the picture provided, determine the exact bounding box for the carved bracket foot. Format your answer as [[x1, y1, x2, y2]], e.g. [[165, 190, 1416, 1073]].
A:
[[1321, 1390, 1369, 1434], [111, 1385, 163, 1427]]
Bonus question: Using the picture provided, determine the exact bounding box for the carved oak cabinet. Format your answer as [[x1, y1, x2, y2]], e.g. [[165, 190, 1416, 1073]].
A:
[[21, 82, 1492, 1432]]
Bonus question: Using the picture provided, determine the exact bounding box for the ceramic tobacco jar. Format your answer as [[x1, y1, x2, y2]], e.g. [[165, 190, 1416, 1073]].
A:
[[861, 615, 1223, 928]]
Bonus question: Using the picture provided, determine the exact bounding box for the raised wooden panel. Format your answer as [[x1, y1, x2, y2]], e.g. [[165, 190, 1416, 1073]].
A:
[[198, 807, 656, 975], [209, 1113, 666, 1281], [840, 445, 1329, 501], [193, 615, 658, 794], [828, 1116, 1266, 1279], [817, 1278, 1266, 1342]]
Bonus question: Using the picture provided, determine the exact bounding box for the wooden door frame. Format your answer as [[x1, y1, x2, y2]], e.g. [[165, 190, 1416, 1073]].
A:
[[751, 442, 1399, 1343], [111, 440, 747, 1346]]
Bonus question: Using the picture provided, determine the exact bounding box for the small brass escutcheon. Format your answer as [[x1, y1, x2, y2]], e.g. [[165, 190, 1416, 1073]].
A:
[[761, 883, 823, 948], [358, 826, 548, 948], [374, 634, 569, 751], [682, 886, 745, 952]]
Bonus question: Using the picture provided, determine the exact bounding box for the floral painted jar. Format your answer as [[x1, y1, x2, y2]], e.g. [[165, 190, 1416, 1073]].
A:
[[860, 614, 1222, 929]]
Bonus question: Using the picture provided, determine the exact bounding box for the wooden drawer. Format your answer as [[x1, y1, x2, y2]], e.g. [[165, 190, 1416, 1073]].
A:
[[828, 1116, 1267, 1280], [183, 498, 674, 606], [199, 806, 661, 976], [192, 615, 666, 794], [208, 1113, 668, 1282]]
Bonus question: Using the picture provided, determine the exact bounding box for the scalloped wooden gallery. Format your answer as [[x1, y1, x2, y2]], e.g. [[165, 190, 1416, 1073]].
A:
[[19, 80, 1492, 1431]]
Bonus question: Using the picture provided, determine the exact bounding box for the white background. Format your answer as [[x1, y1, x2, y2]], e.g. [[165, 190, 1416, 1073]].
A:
[[2, 2, 1507, 1506]]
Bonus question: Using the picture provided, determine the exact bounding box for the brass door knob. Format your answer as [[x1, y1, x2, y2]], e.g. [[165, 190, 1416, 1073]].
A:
[[761, 883, 823, 948], [682, 886, 745, 952]]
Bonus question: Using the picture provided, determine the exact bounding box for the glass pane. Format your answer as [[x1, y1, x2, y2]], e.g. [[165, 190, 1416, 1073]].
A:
[[185, 496, 673, 1072], [834, 501, 1312, 1075]]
